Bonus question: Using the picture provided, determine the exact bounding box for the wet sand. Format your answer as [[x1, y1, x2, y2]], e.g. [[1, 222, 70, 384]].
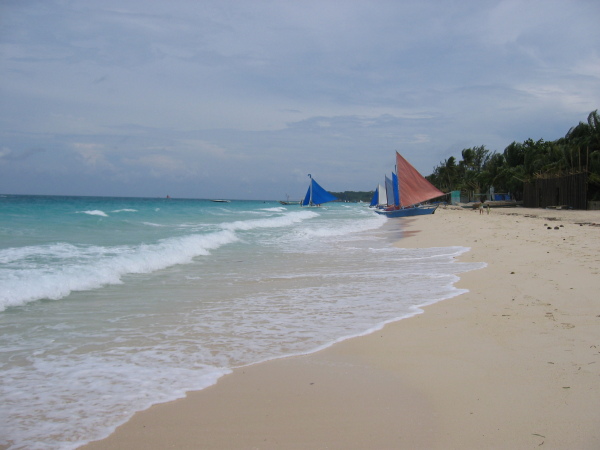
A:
[[82, 206, 600, 449]]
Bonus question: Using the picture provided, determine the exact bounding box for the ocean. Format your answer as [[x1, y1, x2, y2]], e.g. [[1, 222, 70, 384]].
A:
[[0, 195, 484, 449]]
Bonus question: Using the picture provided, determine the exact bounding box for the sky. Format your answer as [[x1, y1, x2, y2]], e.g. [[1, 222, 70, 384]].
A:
[[1, 0, 599, 200]]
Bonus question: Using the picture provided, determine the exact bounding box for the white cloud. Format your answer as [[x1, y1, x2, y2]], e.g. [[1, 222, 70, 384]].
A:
[[1, 0, 599, 198], [127, 154, 188, 175], [72, 143, 115, 169], [0, 147, 12, 162], [573, 53, 600, 79]]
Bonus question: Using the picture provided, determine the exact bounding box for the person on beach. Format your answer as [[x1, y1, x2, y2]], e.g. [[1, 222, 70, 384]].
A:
[[486, 203, 490, 215], [479, 202, 484, 215]]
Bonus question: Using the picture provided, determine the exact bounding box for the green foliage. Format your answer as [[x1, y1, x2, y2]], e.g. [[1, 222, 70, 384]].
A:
[[330, 190, 374, 202], [427, 109, 600, 201]]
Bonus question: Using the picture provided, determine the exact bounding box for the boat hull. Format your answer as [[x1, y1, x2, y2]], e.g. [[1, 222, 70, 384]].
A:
[[374, 205, 438, 218]]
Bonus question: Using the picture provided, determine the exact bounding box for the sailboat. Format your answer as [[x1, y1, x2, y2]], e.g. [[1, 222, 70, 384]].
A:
[[369, 183, 387, 208], [374, 152, 445, 218], [279, 194, 300, 205], [301, 174, 339, 207]]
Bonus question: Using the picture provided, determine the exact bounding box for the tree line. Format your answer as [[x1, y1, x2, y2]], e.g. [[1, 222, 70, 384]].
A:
[[330, 190, 373, 202], [426, 110, 600, 201]]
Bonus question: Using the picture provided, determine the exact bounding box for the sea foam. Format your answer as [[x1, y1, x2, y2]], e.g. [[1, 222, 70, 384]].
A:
[[78, 210, 109, 217], [0, 230, 238, 310], [0, 208, 324, 311]]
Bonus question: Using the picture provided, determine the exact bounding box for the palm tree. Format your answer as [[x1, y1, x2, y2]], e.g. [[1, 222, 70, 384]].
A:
[[442, 156, 458, 191]]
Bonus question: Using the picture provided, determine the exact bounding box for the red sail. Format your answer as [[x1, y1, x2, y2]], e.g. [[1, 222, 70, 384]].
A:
[[396, 152, 444, 207]]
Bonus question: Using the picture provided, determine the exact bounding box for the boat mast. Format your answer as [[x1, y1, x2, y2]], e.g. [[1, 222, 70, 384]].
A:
[[308, 174, 313, 206]]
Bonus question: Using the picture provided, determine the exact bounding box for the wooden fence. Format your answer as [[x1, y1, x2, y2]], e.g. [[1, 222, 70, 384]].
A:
[[523, 172, 588, 209]]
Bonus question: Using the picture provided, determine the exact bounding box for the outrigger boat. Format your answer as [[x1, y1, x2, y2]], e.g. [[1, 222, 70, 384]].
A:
[[301, 174, 338, 207], [279, 194, 300, 205], [374, 152, 444, 218]]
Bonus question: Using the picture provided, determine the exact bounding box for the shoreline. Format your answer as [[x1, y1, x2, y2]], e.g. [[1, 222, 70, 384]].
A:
[[82, 206, 600, 449]]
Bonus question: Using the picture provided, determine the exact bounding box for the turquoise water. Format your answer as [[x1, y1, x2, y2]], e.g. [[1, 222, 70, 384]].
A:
[[0, 195, 483, 449]]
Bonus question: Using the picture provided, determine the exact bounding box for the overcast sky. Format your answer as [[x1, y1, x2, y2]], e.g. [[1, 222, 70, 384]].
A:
[[1, 0, 599, 200]]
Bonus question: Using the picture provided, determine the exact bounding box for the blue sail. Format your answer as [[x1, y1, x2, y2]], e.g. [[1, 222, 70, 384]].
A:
[[302, 177, 338, 206], [392, 172, 400, 207], [302, 188, 311, 206], [369, 187, 379, 207]]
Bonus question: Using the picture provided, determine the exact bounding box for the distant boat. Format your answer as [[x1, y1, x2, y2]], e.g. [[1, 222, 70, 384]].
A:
[[301, 174, 338, 207], [374, 152, 445, 218], [279, 194, 300, 205], [211, 199, 231, 203]]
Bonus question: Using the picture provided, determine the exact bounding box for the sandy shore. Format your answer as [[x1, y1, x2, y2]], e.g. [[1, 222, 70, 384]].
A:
[[82, 206, 600, 450]]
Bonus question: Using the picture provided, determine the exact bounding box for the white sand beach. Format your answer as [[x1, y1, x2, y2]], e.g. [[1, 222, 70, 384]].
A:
[[82, 206, 600, 449]]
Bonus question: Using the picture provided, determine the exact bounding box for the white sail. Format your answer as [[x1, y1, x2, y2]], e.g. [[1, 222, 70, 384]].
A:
[[377, 183, 387, 206]]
